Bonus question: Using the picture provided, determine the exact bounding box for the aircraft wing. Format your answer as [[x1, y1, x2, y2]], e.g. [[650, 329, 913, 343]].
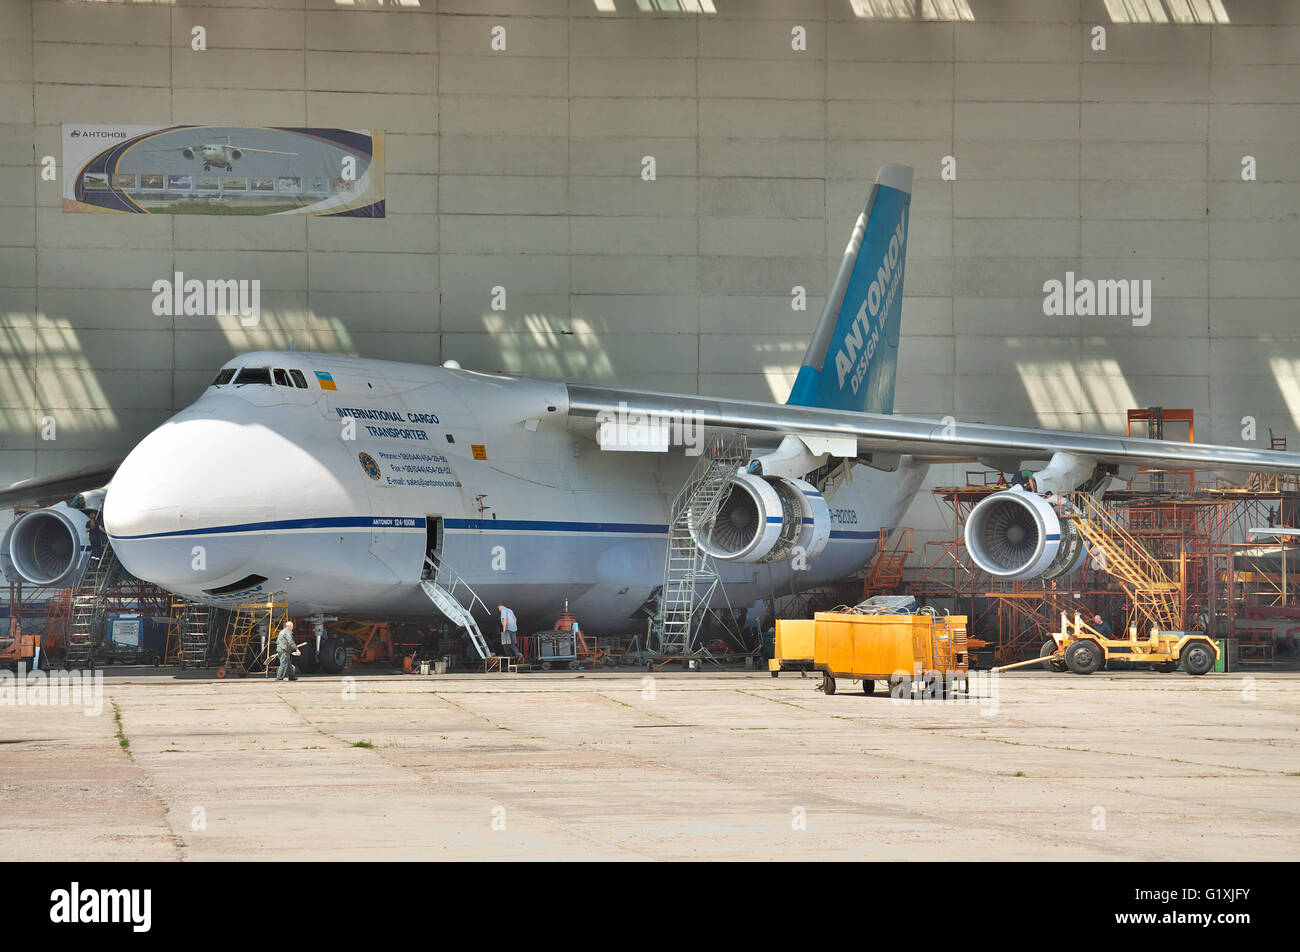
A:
[[143, 147, 197, 153], [564, 383, 1300, 476], [0, 461, 120, 508], [235, 148, 298, 156]]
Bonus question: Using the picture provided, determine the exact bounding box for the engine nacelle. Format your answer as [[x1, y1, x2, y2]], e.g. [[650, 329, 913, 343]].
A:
[[1, 502, 92, 587], [964, 487, 1087, 582], [692, 474, 830, 564], [230, 148, 242, 160], [181, 147, 195, 160]]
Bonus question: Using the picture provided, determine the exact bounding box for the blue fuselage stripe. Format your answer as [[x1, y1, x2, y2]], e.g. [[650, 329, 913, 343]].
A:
[[109, 515, 880, 543]]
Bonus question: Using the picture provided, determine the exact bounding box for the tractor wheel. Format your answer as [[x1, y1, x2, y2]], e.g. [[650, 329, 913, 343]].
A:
[[1065, 639, 1103, 675], [770, 670, 779, 678], [822, 673, 837, 695], [1180, 641, 1215, 676], [1039, 639, 1066, 672], [1153, 661, 1177, 673], [862, 679, 876, 696]]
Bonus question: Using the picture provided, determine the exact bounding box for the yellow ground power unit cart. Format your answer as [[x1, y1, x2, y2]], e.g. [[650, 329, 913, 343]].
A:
[[773, 611, 968, 696], [993, 612, 1218, 676], [768, 618, 816, 677]]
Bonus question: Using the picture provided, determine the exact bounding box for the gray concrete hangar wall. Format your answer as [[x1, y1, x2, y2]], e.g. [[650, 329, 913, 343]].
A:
[[0, 0, 1298, 550]]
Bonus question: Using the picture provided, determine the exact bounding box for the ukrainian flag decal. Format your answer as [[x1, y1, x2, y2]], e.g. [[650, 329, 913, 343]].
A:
[[314, 371, 337, 391]]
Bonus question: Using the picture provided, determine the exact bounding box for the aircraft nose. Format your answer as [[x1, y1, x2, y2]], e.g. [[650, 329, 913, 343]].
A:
[[104, 416, 274, 589]]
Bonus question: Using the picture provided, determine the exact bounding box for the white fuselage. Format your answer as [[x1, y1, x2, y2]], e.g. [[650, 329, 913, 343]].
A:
[[102, 352, 929, 633]]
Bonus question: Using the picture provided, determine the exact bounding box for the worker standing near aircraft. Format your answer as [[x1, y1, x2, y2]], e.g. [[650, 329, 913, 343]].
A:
[[275, 620, 300, 681], [497, 604, 521, 661]]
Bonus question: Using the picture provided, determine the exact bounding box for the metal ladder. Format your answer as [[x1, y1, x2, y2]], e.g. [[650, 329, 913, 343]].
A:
[[64, 544, 119, 668], [220, 596, 287, 677], [653, 431, 750, 655], [174, 601, 215, 669], [420, 554, 492, 661]]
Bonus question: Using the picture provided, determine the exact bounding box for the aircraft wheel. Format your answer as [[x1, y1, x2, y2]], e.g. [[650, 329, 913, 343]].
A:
[[1181, 641, 1215, 676], [540, 661, 552, 671], [1065, 640, 1103, 675], [319, 638, 348, 674], [822, 673, 836, 695], [296, 639, 320, 674]]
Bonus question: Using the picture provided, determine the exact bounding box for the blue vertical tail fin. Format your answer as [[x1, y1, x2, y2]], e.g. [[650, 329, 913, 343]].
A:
[[785, 163, 912, 415]]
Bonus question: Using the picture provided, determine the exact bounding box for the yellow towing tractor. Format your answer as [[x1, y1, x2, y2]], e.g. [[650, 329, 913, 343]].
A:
[[994, 612, 1218, 676]]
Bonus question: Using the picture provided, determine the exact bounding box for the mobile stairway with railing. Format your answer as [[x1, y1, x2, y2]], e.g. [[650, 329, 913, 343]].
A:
[[649, 431, 750, 661], [420, 553, 494, 667]]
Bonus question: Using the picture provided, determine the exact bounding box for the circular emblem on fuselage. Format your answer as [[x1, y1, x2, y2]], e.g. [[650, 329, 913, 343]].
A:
[[358, 452, 381, 480]]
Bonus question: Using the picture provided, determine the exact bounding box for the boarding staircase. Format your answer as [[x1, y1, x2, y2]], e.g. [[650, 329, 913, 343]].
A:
[[651, 431, 750, 656], [420, 554, 493, 662], [64, 544, 119, 668]]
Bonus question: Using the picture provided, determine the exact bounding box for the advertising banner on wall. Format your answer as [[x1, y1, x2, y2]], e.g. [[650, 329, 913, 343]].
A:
[[62, 124, 385, 217]]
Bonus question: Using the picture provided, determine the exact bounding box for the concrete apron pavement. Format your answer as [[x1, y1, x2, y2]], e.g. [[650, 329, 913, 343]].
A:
[[1, 669, 1297, 861]]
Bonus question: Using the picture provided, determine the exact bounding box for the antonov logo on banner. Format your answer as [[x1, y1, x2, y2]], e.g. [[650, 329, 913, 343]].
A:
[[61, 124, 385, 218]]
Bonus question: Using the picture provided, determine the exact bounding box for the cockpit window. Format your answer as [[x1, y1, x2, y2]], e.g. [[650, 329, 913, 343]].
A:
[[234, 367, 272, 386], [289, 369, 308, 389], [213, 368, 236, 385], [273, 369, 290, 387]]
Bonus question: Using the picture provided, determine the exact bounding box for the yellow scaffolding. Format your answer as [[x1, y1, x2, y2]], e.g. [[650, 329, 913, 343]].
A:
[[218, 594, 288, 679]]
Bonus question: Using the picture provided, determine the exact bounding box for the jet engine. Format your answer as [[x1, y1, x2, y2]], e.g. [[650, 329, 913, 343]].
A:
[[1, 501, 92, 587], [964, 487, 1087, 581], [230, 148, 242, 160], [692, 474, 830, 564], [181, 147, 195, 160]]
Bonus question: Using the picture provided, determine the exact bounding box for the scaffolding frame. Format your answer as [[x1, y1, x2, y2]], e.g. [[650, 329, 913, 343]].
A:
[[906, 465, 1300, 666]]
